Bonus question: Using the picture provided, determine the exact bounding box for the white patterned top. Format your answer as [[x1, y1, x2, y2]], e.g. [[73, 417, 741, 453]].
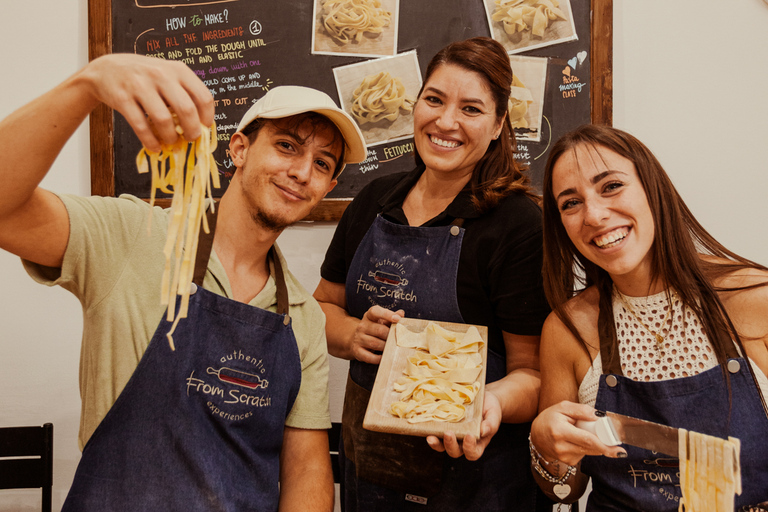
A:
[[578, 289, 768, 406]]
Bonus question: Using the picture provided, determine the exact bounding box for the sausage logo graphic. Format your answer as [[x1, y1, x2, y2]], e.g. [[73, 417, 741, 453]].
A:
[[207, 366, 268, 390]]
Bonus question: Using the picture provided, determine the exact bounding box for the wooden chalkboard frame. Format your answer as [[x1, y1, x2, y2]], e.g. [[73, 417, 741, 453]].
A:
[[88, 0, 612, 221]]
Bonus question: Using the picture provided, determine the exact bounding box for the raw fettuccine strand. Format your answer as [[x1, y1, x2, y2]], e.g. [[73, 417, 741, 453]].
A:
[[136, 121, 221, 350]]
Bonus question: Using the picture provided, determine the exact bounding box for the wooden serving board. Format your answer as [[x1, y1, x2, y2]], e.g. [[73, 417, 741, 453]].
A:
[[363, 317, 488, 440]]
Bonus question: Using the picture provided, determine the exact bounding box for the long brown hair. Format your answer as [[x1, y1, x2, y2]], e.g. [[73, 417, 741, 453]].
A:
[[414, 37, 536, 213], [542, 124, 768, 369]]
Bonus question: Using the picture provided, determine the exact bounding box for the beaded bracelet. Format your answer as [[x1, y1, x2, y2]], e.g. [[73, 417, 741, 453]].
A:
[[528, 434, 576, 500]]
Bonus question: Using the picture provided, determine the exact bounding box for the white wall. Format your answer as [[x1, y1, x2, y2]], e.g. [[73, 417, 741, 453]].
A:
[[613, 1, 768, 264], [1, 1, 767, 510]]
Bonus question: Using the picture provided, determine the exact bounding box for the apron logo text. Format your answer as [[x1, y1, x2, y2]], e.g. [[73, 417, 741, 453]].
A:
[[225, 389, 272, 407], [187, 371, 273, 411], [628, 464, 678, 487], [187, 372, 225, 398], [207, 401, 254, 421], [356, 274, 418, 303], [658, 486, 680, 503], [219, 349, 266, 373], [374, 258, 406, 275]]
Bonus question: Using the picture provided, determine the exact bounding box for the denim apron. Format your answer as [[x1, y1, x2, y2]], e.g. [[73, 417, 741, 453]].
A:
[[340, 214, 538, 511], [581, 329, 768, 511], [62, 207, 301, 512]]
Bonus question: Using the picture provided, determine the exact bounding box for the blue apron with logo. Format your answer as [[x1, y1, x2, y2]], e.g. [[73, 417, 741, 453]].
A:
[[582, 333, 768, 511], [62, 209, 301, 512], [340, 214, 539, 512]]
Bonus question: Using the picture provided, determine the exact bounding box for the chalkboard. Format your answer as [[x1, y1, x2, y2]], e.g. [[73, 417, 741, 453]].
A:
[[88, 0, 612, 221]]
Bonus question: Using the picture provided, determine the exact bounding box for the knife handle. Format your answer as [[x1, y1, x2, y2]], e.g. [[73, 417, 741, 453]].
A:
[[575, 417, 621, 446]]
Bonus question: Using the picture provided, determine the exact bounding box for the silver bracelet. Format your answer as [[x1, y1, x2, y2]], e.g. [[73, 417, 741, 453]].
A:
[[528, 434, 576, 484]]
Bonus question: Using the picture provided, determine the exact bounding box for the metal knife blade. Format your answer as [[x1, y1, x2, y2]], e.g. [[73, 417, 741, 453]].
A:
[[576, 411, 679, 457], [606, 412, 679, 457]]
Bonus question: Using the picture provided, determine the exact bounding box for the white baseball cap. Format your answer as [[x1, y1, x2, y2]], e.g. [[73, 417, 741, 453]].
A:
[[237, 85, 367, 169]]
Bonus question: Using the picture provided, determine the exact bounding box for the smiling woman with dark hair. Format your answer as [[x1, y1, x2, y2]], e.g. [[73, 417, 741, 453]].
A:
[[314, 37, 552, 512], [530, 124, 768, 511]]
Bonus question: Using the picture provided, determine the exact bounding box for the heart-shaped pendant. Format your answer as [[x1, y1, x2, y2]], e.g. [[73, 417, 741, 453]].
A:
[[553, 483, 571, 499]]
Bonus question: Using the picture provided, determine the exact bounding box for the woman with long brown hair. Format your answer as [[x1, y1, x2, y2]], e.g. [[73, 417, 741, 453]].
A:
[[529, 124, 768, 510], [314, 37, 551, 511]]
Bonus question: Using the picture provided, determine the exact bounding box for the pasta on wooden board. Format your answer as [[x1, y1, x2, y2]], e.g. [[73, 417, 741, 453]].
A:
[[390, 322, 484, 424], [136, 122, 220, 350]]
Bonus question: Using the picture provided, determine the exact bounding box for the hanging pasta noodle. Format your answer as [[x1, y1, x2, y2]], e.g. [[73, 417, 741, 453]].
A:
[[492, 0, 567, 38], [350, 71, 415, 125], [321, 0, 391, 44], [136, 121, 221, 351], [678, 428, 742, 512], [390, 322, 484, 424]]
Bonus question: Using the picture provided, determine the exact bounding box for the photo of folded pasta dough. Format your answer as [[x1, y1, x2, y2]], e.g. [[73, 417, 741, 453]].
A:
[[506, 54, 546, 142], [390, 322, 484, 424], [491, 0, 567, 39], [508, 74, 534, 129], [321, 0, 391, 44], [350, 71, 415, 125]]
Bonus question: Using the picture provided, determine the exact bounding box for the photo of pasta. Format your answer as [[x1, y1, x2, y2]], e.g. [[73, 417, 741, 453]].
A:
[[333, 51, 421, 145], [350, 71, 415, 125], [483, 0, 578, 55], [507, 55, 547, 142], [312, 0, 399, 57]]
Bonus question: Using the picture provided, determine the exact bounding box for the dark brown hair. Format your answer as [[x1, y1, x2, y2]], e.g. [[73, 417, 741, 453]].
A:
[[414, 37, 536, 212], [240, 112, 346, 178], [541, 124, 768, 369]]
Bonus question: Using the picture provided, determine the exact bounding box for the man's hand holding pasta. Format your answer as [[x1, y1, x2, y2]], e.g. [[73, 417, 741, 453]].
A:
[[81, 54, 214, 153]]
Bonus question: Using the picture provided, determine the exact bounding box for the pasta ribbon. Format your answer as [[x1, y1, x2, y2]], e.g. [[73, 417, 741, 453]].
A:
[[492, 0, 566, 38], [678, 428, 741, 512], [321, 0, 391, 44], [390, 322, 484, 424], [136, 121, 221, 350], [508, 74, 534, 128], [351, 71, 415, 125]]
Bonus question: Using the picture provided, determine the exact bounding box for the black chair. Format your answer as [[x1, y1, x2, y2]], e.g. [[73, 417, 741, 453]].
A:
[[0, 423, 53, 512], [328, 421, 342, 484]]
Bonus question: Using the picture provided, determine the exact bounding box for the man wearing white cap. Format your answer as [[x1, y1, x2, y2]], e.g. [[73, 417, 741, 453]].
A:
[[0, 54, 366, 511]]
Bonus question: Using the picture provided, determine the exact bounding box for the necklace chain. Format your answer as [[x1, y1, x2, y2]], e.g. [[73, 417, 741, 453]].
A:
[[615, 288, 675, 348]]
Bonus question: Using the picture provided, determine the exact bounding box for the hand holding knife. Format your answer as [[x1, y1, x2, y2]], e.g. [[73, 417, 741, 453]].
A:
[[575, 410, 679, 457]]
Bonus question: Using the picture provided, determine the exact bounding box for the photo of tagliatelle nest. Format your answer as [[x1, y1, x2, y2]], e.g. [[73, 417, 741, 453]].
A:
[[483, 0, 577, 54], [322, 0, 391, 44], [312, 0, 399, 57], [333, 50, 421, 145], [363, 317, 488, 440], [350, 71, 415, 125]]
